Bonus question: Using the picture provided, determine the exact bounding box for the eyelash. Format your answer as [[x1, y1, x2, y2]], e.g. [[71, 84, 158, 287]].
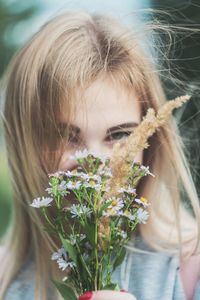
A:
[[68, 131, 132, 146], [105, 131, 132, 142]]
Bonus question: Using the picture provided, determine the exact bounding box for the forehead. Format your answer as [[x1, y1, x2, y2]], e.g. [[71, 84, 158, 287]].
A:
[[59, 76, 141, 130]]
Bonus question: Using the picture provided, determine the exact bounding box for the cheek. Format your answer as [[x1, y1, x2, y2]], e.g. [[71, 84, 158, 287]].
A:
[[58, 150, 77, 171]]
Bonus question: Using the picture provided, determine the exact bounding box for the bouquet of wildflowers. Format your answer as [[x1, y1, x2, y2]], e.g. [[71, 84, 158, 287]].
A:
[[30, 95, 190, 300]]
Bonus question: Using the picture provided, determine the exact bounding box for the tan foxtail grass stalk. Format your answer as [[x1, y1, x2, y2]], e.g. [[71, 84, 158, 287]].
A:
[[108, 95, 191, 191]]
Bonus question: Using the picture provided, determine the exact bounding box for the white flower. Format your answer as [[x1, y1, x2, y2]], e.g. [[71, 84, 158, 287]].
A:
[[140, 165, 155, 177], [99, 167, 112, 177], [46, 180, 68, 196], [65, 170, 82, 177], [70, 148, 109, 163], [66, 181, 81, 190], [65, 170, 73, 177], [51, 247, 68, 261], [103, 209, 122, 217], [82, 181, 101, 191], [69, 235, 76, 245], [135, 197, 149, 208], [70, 149, 90, 160], [123, 210, 135, 221], [69, 233, 86, 245], [58, 180, 68, 195], [30, 197, 53, 208], [117, 186, 136, 194], [137, 208, 149, 224], [80, 173, 101, 182], [48, 171, 66, 178], [107, 197, 124, 212], [70, 204, 92, 218], [117, 230, 127, 239], [80, 234, 86, 241], [57, 258, 76, 271]]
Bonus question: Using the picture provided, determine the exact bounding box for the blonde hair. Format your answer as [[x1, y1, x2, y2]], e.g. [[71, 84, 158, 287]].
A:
[[0, 10, 200, 300]]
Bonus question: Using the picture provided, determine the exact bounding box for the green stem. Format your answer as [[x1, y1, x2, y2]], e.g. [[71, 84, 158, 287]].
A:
[[42, 207, 55, 229]]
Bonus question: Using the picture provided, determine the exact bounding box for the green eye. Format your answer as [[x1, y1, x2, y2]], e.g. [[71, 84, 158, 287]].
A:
[[105, 131, 132, 142]]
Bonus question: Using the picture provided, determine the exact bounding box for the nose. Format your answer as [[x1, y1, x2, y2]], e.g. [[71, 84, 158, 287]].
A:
[[86, 141, 112, 159]]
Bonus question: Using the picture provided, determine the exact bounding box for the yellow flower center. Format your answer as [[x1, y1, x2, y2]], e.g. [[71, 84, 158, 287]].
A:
[[111, 200, 118, 206], [89, 180, 96, 186], [140, 197, 148, 204], [107, 208, 115, 215]]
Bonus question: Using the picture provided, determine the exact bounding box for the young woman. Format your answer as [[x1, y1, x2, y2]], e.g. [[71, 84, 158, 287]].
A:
[[0, 11, 200, 300]]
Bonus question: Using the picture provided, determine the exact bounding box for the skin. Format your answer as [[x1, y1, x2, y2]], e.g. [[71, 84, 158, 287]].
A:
[[58, 76, 141, 299], [58, 76, 143, 171]]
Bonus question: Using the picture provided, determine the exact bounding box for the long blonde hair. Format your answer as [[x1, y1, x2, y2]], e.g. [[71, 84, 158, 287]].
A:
[[0, 11, 199, 300]]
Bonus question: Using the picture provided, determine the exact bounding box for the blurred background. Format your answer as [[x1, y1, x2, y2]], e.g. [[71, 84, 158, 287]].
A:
[[0, 0, 200, 238]]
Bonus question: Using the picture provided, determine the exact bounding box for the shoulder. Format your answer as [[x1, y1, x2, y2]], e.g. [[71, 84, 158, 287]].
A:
[[4, 257, 35, 300]]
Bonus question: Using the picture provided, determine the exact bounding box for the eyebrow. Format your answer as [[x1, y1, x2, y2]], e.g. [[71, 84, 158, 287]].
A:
[[106, 122, 139, 134], [58, 122, 139, 134]]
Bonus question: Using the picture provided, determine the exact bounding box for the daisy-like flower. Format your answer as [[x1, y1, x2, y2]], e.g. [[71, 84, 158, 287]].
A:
[[69, 233, 86, 245], [83, 180, 102, 191], [57, 258, 76, 271], [51, 247, 68, 261], [48, 171, 66, 178], [80, 233, 86, 241], [69, 234, 76, 245], [70, 204, 92, 218], [65, 170, 83, 178], [99, 167, 112, 178], [117, 186, 136, 194], [123, 210, 135, 221], [30, 197, 53, 208], [80, 173, 101, 182], [134, 196, 149, 208], [103, 208, 123, 217], [140, 165, 155, 177], [137, 208, 149, 224], [64, 170, 74, 177], [117, 230, 127, 239], [106, 197, 124, 212], [66, 181, 81, 190], [69, 149, 90, 160], [46, 180, 68, 196]]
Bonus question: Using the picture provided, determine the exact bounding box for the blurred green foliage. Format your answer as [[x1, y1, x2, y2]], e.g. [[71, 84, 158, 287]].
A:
[[0, 0, 39, 77], [0, 0, 39, 238], [151, 0, 200, 199]]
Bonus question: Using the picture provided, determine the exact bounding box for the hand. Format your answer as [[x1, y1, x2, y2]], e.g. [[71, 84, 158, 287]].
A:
[[79, 290, 137, 300]]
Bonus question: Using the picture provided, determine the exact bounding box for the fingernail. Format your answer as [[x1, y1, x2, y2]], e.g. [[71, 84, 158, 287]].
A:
[[78, 291, 93, 300], [120, 289, 128, 293]]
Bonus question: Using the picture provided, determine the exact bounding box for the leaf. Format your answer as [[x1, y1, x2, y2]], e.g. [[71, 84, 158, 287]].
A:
[[83, 223, 96, 247], [103, 283, 120, 290], [112, 247, 126, 271], [52, 280, 77, 300], [59, 234, 78, 265]]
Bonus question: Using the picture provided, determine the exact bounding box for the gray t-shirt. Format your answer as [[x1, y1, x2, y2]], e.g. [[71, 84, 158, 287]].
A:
[[4, 237, 200, 300]]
